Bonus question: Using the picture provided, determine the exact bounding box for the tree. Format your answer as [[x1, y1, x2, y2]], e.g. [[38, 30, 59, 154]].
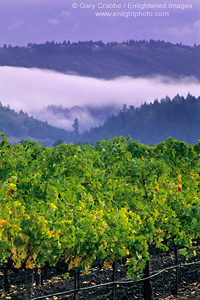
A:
[[72, 118, 79, 136], [122, 104, 127, 114], [53, 139, 64, 147]]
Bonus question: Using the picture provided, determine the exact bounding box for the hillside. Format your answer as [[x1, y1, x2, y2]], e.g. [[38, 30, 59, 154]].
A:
[[0, 102, 73, 146], [1, 94, 200, 146], [81, 94, 200, 145], [0, 40, 200, 79]]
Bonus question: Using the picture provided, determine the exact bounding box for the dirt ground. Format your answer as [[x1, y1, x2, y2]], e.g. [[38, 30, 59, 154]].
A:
[[0, 244, 200, 300]]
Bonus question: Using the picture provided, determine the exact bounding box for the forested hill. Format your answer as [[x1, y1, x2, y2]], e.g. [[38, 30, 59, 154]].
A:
[[81, 94, 200, 145], [0, 40, 200, 79], [1, 94, 200, 146], [0, 103, 73, 146]]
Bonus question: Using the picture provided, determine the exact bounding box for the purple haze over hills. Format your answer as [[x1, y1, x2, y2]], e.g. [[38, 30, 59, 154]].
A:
[[0, 0, 199, 132], [0, 0, 200, 46]]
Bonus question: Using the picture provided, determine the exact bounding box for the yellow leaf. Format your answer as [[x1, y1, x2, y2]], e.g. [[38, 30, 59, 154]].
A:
[[0, 219, 7, 227], [33, 253, 37, 260], [15, 260, 21, 269], [49, 203, 57, 210], [50, 230, 55, 237], [177, 173, 182, 183], [125, 249, 130, 256], [104, 261, 112, 268], [26, 257, 34, 269], [11, 246, 18, 260], [82, 266, 89, 274], [85, 258, 92, 266], [68, 256, 82, 270], [10, 183, 17, 191], [26, 261, 34, 269], [68, 261, 74, 270], [73, 256, 82, 267]]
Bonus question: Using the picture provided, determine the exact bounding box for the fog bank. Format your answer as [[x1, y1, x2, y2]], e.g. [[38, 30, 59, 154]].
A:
[[0, 66, 199, 131]]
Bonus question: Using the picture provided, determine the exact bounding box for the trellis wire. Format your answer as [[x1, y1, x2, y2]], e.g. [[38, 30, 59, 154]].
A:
[[31, 260, 200, 300]]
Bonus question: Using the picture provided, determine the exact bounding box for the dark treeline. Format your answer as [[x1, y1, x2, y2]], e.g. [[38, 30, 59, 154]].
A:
[[1, 94, 200, 146], [1, 40, 200, 79], [0, 102, 73, 147], [81, 94, 200, 145]]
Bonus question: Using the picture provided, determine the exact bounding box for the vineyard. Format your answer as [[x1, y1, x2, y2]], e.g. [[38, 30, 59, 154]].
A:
[[0, 133, 200, 299]]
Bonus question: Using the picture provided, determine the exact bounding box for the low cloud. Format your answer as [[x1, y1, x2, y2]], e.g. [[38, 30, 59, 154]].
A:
[[0, 66, 199, 131], [35, 105, 120, 133]]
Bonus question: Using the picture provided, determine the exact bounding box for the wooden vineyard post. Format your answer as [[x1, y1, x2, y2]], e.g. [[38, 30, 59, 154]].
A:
[[171, 243, 179, 296], [143, 260, 153, 300], [35, 267, 42, 286], [3, 265, 10, 292], [175, 244, 179, 296], [25, 268, 34, 300], [74, 270, 80, 300], [98, 259, 103, 271], [112, 261, 117, 300]]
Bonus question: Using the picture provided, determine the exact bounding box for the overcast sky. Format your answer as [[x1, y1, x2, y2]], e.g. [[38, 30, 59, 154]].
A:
[[0, 0, 200, 46]]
